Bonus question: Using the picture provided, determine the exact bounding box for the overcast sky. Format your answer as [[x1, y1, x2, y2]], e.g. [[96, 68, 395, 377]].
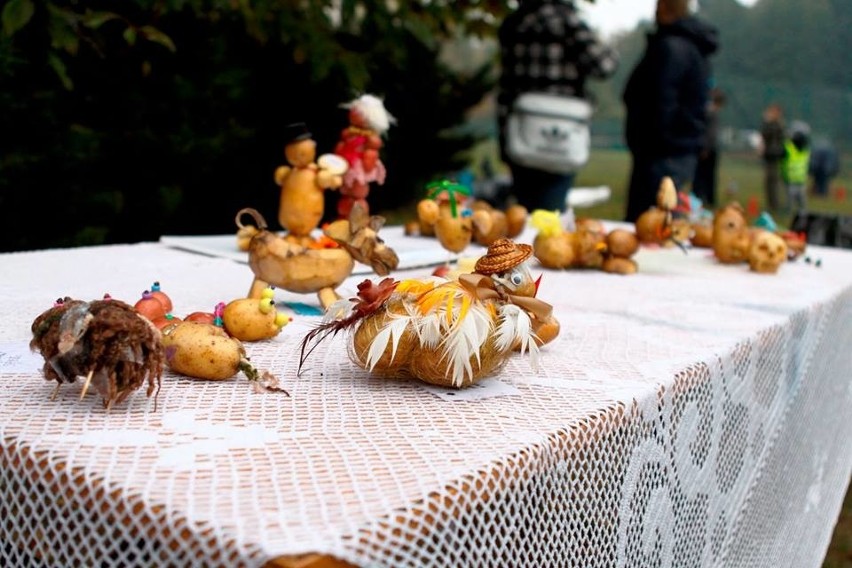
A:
[[578, 0, 759, 38]]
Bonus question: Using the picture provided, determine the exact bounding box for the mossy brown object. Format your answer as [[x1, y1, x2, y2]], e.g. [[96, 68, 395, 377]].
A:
[[30, 297, 164, 409]]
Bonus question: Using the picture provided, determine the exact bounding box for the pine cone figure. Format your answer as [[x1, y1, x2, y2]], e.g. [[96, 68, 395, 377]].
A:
[[30, 297, 164, 409]]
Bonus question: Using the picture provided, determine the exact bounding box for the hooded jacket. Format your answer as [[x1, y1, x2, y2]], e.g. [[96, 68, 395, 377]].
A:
[[623, 16, 719, 158]]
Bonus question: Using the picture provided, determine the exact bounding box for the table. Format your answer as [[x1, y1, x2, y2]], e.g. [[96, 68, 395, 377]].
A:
[[1, 228, 851, 567]]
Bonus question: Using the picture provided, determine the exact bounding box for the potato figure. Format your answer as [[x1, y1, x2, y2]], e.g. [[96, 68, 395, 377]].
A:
[[274, 122, 345, 244], [222, 288, 291, 342]]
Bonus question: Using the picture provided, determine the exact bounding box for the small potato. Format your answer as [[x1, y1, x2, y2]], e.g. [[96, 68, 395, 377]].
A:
[[635, 208, 668, 243], [222, 288, 291, 342], [134, 291, 167, 321], [162, 321, 245, 380], [473, 210, 507, 246], [434, 216, 474, 253], [505, 205, 528, 238], [417, 199, 440, 226], [606, 229, 640, 258], [533, 234, 574, 269], [691, 223, 713, 248], [602, 256, 638, 275], [151, 314, 183, 331], [184, 311, 216, 325]]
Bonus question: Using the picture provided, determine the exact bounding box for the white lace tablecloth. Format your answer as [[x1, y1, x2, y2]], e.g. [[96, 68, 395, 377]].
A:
[[1, 231, 851, 568]]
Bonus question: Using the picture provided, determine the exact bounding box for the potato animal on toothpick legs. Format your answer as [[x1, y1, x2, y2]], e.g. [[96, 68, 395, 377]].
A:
[[237, 204, 398, 309], [30, 297, 164, 409]]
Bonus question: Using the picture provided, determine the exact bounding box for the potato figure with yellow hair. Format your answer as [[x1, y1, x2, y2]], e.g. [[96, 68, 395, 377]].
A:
[[299, 239, 559, 388]]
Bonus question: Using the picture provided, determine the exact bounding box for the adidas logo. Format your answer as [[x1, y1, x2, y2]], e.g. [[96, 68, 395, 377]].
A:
[[540, 126, 569, 144]]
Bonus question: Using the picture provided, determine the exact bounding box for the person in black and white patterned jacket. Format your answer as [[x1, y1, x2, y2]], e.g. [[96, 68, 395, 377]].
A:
[[497, 0, 618, 212]]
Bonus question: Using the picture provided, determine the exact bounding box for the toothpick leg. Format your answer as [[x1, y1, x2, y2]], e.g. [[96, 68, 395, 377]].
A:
[[80, 369, 94, 400]]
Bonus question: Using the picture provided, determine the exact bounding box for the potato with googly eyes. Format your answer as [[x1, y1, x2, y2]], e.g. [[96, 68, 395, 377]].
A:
[[221, 288, 291, 342]]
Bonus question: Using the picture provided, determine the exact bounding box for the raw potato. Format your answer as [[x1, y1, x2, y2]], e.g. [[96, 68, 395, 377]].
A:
[[505, 204, 528, 238], [161, 321, 245, 380]]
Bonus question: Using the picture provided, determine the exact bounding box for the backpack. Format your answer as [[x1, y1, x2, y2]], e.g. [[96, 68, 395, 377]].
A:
[[505, 92, 592, 174]]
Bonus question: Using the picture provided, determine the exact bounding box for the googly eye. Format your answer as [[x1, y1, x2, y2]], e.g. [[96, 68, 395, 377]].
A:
[[510, 273, 523, 286]]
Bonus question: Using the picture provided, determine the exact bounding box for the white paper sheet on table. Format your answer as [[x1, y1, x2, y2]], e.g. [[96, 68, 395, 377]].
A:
[[159, 221, 631, 274], [160, 226, 496, 274]]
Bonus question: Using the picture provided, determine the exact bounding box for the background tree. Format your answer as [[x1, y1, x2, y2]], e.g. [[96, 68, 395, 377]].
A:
[[594, 0, 852, 152], [0, 0, 517, 252]]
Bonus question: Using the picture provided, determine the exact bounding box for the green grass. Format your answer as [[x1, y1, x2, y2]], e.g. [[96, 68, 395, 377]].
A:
[[465, 141, 852, 227]]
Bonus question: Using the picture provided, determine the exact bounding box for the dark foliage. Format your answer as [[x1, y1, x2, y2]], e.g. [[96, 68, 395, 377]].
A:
[[0, 0, 509, 251]]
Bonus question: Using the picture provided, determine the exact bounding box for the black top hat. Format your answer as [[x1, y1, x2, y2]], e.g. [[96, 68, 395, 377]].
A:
[[283, 122, 312, 144]]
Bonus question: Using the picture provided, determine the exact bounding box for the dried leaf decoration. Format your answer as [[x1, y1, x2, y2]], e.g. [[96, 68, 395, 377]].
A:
[[324, 203, 399, 275], [298, 278, 397, 374]]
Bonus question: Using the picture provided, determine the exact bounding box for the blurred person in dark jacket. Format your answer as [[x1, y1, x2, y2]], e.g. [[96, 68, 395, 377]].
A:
[[809, 139, 841, 198], [692, 87, 725, 208], [497, 0, 618, 212], [759, 102, 786, 212], [622, 0, 719, 222]]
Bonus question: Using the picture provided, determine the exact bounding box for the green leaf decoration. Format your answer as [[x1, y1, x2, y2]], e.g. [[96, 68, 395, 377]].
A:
[[425, 180, 471, 218], [2, 0, 35, 36]]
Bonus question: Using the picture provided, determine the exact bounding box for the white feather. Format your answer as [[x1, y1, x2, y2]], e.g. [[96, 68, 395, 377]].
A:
[[438, 304, 494, 387], [414, 312, 443, 348], [365, 315, 411, 370], [496, 304, 541, 370], [495, 304, 523, 352], [323, 298, 354, 323]]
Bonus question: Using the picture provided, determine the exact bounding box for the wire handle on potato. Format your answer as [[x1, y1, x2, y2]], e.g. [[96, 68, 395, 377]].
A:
[[235, 208, 268, 231]]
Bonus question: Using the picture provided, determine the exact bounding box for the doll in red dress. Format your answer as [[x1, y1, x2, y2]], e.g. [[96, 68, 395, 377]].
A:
[[334, 94, 395, 219]]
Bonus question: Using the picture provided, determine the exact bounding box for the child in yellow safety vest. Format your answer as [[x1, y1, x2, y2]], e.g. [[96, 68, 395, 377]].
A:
[[782, 129, 811, 213]]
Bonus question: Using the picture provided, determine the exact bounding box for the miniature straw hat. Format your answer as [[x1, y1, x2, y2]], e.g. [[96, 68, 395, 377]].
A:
[[475, 238, 533, 274]]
